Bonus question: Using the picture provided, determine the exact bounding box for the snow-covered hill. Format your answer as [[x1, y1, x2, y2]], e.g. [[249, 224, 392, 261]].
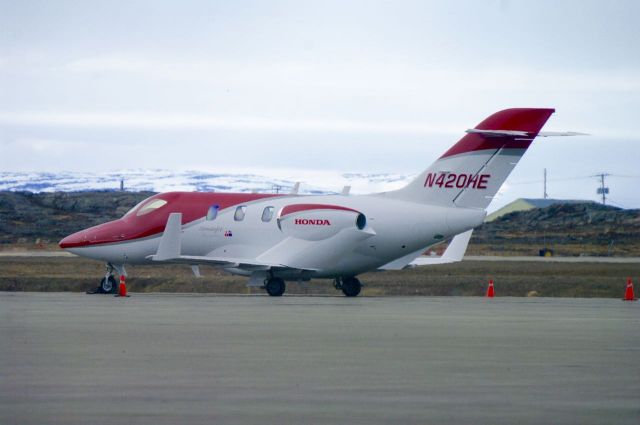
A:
[[0, 170, 413, 195]]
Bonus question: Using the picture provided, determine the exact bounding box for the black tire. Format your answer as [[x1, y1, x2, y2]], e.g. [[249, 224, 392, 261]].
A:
[[341, 277, 361, 297], [265, 277, 286, 297], [99, 276, 118, 294]]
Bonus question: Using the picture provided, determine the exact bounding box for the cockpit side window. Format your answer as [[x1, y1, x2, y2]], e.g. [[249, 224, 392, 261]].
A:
[[234, 206, 247, 221], [206, 205, 219, 221], [136, 199, 168, 216]]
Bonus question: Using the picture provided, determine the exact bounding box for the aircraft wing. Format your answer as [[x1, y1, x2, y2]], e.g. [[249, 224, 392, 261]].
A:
[[377, 229, 473, 270], [377, 246, 432, 270], [148, 253, 285, 270], [146, 213, 316, 272]]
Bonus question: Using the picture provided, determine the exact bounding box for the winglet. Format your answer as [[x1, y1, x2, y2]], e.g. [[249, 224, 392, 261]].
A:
[[409, 229, 473, 266], [152, 212, 182, 261], [290, 182, 300, 195]]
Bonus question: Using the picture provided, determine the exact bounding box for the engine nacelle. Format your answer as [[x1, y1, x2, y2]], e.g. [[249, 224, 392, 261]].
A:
[[277, 204, 366, 241]]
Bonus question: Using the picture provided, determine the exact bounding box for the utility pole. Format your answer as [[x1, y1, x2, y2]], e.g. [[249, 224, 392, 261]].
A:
[[594, 173, 610, 205], [543, 168, 548, 199]]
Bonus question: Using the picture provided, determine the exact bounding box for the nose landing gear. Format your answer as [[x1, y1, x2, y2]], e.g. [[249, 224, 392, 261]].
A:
[[87, 263, 120, 294], [98, 275, 118, 294]]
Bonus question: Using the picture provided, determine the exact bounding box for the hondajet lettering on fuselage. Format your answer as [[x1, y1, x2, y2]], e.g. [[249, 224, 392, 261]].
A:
[[59, 108, 584, 297]]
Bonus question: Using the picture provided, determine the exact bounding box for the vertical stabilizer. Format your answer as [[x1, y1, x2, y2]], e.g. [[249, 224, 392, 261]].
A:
[[388, 108, 555, 209]]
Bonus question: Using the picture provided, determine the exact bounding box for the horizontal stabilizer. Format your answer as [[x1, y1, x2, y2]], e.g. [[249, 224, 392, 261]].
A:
[[465, 128, 530, 137], [409, 229, 473, 266], [465, 129, 588, 138], [536, 131, 589, 137]]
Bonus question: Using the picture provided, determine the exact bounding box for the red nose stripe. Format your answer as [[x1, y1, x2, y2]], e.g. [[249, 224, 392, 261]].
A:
[[59, 191, 286, 248], [59, 231, 85, 249]]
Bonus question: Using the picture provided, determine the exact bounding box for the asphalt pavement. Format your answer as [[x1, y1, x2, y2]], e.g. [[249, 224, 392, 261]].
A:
[[1, 293, 638, 425]]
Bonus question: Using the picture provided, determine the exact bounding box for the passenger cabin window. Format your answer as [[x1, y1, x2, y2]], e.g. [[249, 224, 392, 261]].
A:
[[234, 205, 247, 221], [261, 206, 275, 222], [136, 199, 167, 216], [206, 204, 219, 221]]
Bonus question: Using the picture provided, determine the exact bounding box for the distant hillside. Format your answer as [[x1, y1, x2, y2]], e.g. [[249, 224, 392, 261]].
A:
[[0, 191, 154, 245], [1, 191, 639, 256], [469, 202, 640, 256]]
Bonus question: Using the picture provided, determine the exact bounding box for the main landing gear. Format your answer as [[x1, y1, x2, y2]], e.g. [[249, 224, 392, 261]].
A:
[[262, 276, 362, 297], [264, 277, 286, 297], [334, 277, 362, 297]]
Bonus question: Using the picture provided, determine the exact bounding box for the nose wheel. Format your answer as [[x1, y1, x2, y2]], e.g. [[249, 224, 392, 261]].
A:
[[87, 263, 120, 294], [99, 275, 118, 294]]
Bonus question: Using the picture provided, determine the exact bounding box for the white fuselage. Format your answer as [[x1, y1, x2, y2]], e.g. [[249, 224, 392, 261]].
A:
[[64, 193, 485, 278]]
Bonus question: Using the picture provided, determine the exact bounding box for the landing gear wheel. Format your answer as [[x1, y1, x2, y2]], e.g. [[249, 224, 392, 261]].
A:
[[99, 275, 117, 294], [265, 277, 286, 297], [341, 277, 361, 297]]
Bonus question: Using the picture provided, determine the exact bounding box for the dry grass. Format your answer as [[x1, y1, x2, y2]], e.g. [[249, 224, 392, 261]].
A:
[[0, 256, 637, 298], [467, 243, 635, 257]]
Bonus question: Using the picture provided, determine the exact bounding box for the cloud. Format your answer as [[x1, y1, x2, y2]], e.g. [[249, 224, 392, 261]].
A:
[[61, 55, 640, 93], [65, 55, 149, 73], [0, 111, 456, 134]]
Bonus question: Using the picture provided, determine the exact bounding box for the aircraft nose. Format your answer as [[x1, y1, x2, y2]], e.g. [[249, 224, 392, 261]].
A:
[[59, 219, 132, 250], [59, 230, 86, 249]]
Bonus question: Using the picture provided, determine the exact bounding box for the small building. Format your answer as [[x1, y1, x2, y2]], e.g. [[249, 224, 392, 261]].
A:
[[485, 198, 593, 222]]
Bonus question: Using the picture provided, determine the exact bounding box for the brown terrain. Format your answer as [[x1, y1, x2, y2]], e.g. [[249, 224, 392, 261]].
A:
[[1, 191, 639, 256]]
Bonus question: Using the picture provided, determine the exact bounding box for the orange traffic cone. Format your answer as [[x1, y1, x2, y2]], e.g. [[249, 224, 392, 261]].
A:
[[486, 279, 495, 298], [116, 275, 128, 297], [623, 278, 636, 301]]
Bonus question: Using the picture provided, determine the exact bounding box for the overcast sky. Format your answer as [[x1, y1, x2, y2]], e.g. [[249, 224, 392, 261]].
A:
[[1, 0, 639, 209]]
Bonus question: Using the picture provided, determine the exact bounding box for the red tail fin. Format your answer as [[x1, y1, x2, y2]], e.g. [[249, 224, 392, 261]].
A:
[[388, 108, 555, 209]]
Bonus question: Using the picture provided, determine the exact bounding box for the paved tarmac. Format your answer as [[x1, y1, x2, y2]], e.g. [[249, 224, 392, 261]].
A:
[[1, 293, 638, 425]]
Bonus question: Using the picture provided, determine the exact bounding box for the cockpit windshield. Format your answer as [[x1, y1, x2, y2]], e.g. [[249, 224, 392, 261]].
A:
[[136, 199, 168, 216], [123, 198, 168, 218]]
